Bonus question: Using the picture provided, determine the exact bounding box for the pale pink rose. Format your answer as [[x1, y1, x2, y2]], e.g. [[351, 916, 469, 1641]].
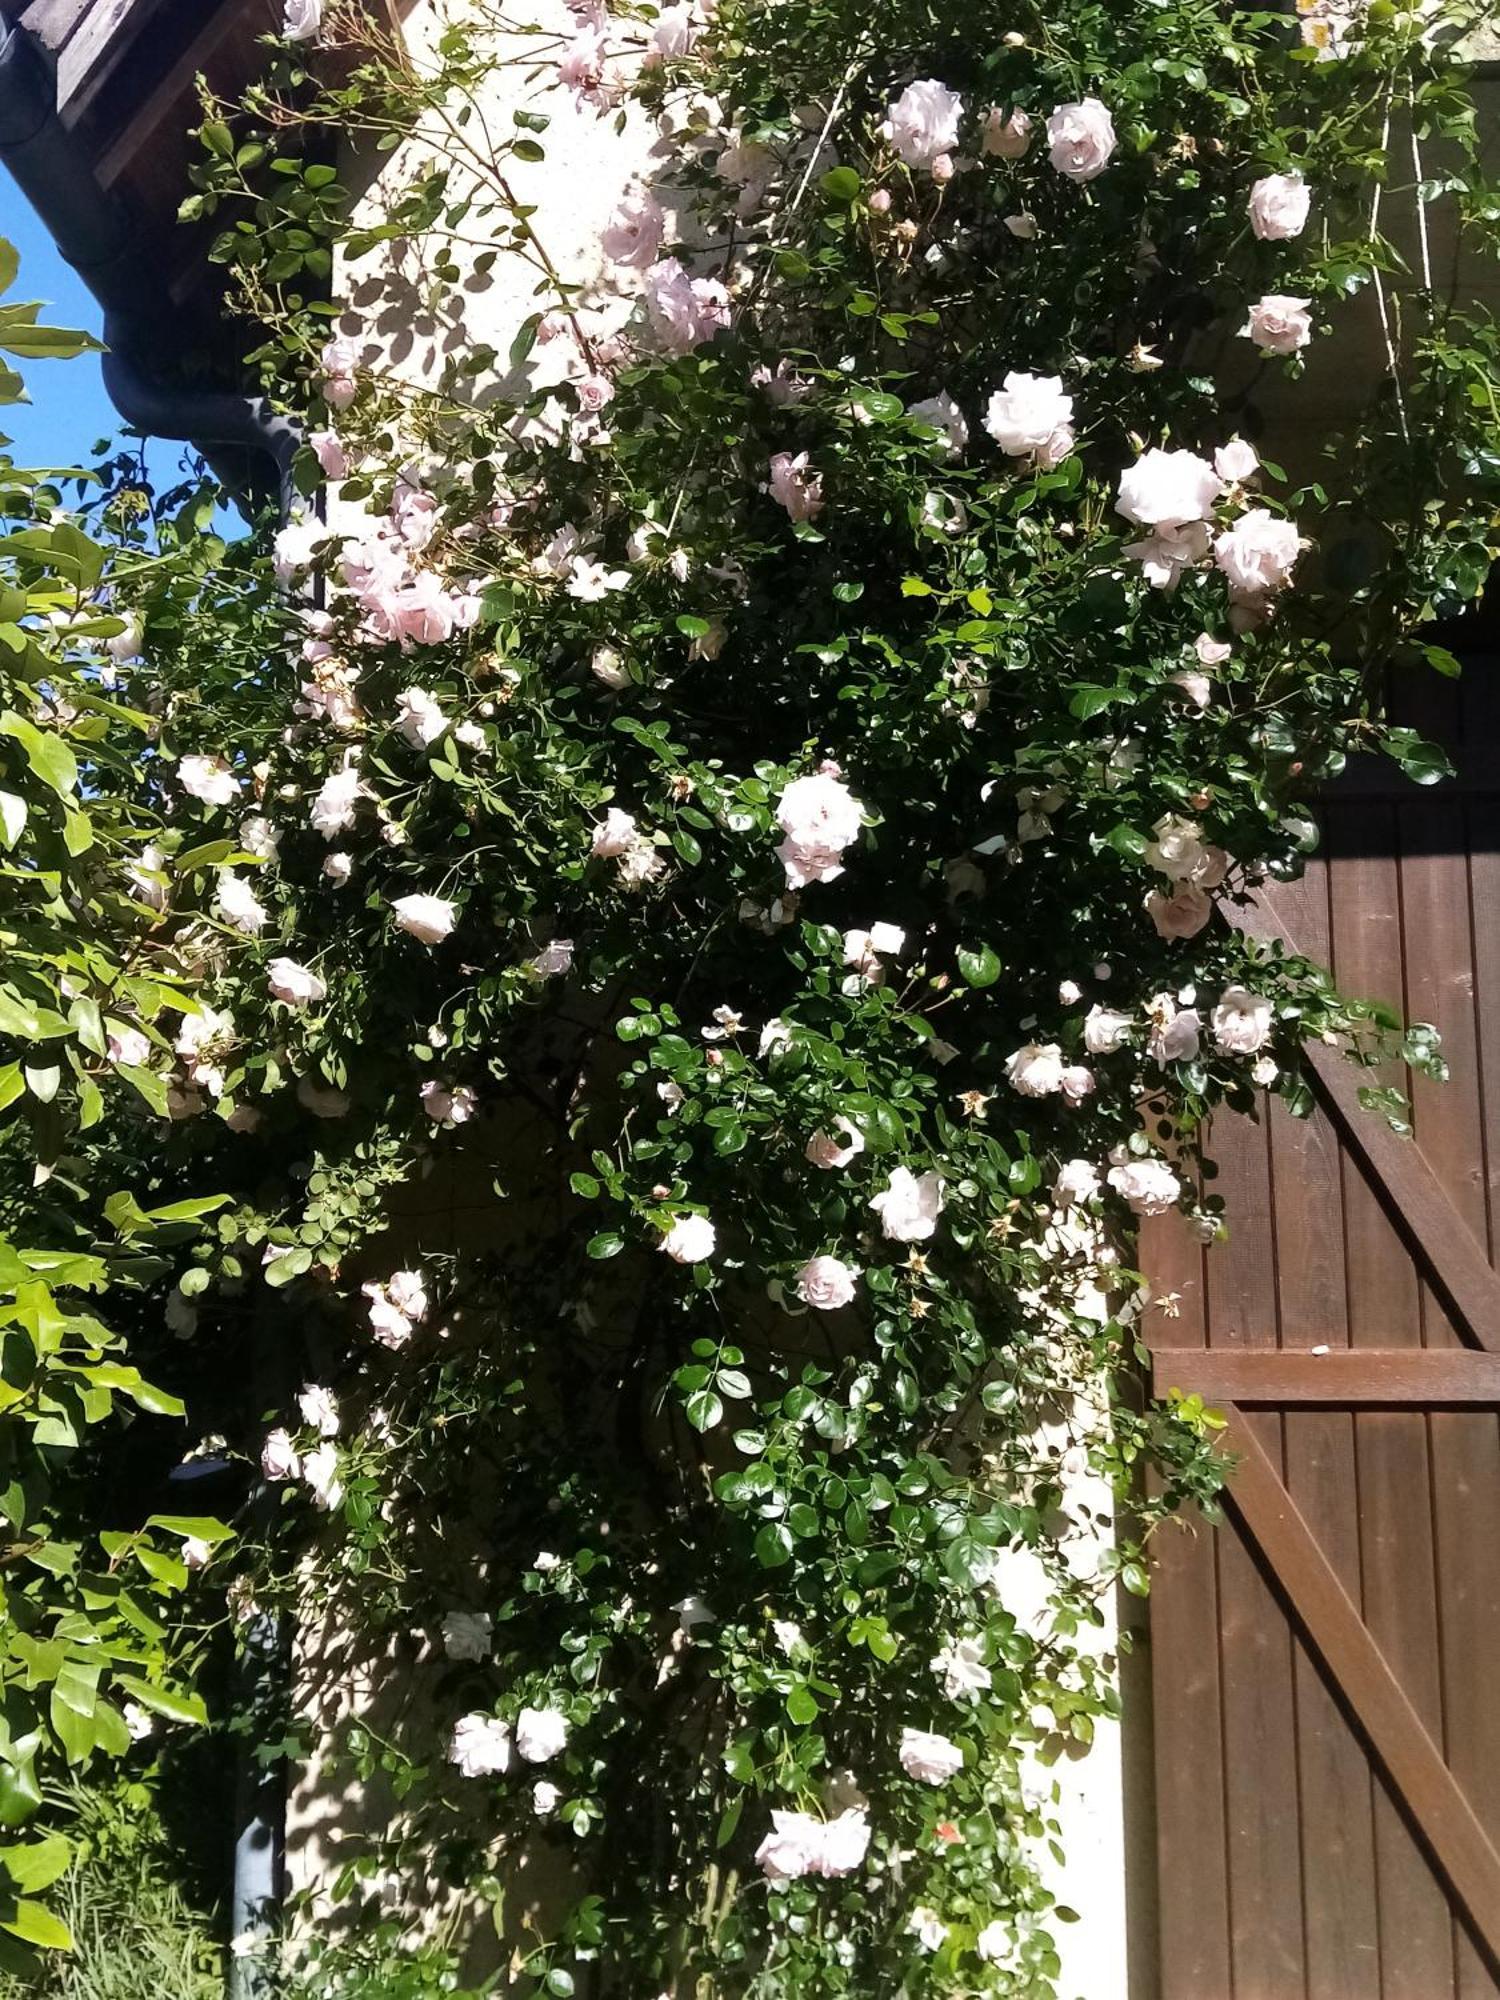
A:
[[756, 1808, 870, 1881], [309, 431, 348, 478], [1053, 1157, 1101, 1206], [320, 337, 359, 379], [391, 481, 439, 551], [323, 374, 357, 412], [1195, 632, 1233, 665], [298, 1383, 340, 1435], [574, 372, 615, 413], [267, 957, 326, 1008], [644, 259, 730, 354], [1123, 521, 1211, 590], [1147, 882, 1213, 939], [646, 1, 698, 61], [1148, 995, 1202, 1064], [1046, 97, 1116, 181], [981, 106, 1032, 158], [1214, 439, 1259, 484], [107, 1023, 151, 1068], [1243, 294, 1313, 356], [1145, 814, 1227, 885], [1247, 171, 1310, 240], [1214, 509, 1302, 605], [1083, 1005, 1132, 1054], [869, 1166, 944, 1242], [311, 765, 365, 839], [885, 80, 964, 170], [1115, 449, 1223, 529], [601, 187, 665, 268], [768, 452, 825, 522], [1170, 670, 1213, 708], [371, 571, 457, 649], [1005, 1041, 1066, 1096], [775, 771, 864, 889], [391, 893, 457, 944], [396, 685, 448, 747], [660, 1213, 716, 1263], [261, 1428, 300, 1481], [421, 1080, 478, 1126], [983, 372, 1073, 465], [805, 1118, 865, 1170], [559, 23, 609, 103], [797, 1255, 859, 1310], [1212, 985, 1274, 1054], [282, 0, 322, 43], [1060, 1063, 1096, 1105], [752, 359, 815, 406], [1107, 1157, 1182, 1216]]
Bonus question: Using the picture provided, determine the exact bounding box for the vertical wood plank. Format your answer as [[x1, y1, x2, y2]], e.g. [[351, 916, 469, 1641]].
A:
[[1205, 1105, 1308, 1997], [1270, 861, 1382, 2000], [1329, 799, 1455, 1999]]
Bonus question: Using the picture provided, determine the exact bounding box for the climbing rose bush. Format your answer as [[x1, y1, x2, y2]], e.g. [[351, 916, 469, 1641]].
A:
[[123, 0, 1500, 1988]]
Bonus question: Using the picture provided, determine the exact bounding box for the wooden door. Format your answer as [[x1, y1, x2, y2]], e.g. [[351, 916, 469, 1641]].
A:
[[1145, 666, 1500, 2000]]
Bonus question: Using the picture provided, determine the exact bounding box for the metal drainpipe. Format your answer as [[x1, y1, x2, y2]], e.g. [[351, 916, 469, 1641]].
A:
[[0, 20, 302, 1987]]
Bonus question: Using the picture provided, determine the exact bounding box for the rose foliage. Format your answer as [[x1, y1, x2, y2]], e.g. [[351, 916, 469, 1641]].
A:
[[11, 0, 1500, 1989]]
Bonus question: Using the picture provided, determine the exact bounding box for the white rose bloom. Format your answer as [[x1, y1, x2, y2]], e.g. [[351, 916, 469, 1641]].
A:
[[1147, 881, 1213, 939], [392, 893, 457, 944], [1214, 439, 1260, 484], [1243, 294, 1313, 355], [449, 1713, 513, 1778], [909, 1909, 948, 1952], [1148, 997, 1202, 1064], [775, 771, 864, 889], [1248, 170, 1310, 240], [396, 686, 448, 747], [885, 79, 964, 170], [515, 1705, 569, 1763], [1045, 97, 1117, 181], [1115, 448, 1224, 529], [592, 808, 638, 858], [421, 1080, 477, 1127], [123, 1701, 154, 1741], [107, 1024, 151, 1068], [869, 1166, 945, 1242], [1144, 814, 1227, 885], [1252, 1055, 1279, 1087], [388, 1270, 427, 1319], [298, 1383, 339, 1436], [310, 765, 366, 839], [600, 186, 665, 268], [267, 957, 326, 1008], [1212, 985, 1274, 1055], [1107, 1157, 1182, 1216], [1053, 1157, 1101, 1206], [592, 645, 630, 689], [1083, 1004, 1132, 1055], [322, 851, 353, 887], [796, 1255, 859, 1311], [442, 1610, 493, 1662], [976, 1920, 1011, 1965], [178, 754, 241, 806], [532, 1780, 561, 1815], [301, 1442, 344, 1511], [932, 1635, 991, 1698], [1214, 509, 1302, 605], [260, 1428, 300, 1480], [282, 0, 323, 40], [805, 1118, 865, 1170], [898, 1726, 964, 1784], [1170, 670, 1213, 709], [660, 1213, 716, 1264], [181, 1535, 213, 1570], [1196, 632, 1233, 666], [1060, 1063, 1096, 1105], [755, 1809, 824, 1881], [215, 871, 267, 936], [1005, 1041, 1066, 1096], [759, 1017, 794, 1057], [983, 372, 1074, 465], [907, 390, 969, 458]]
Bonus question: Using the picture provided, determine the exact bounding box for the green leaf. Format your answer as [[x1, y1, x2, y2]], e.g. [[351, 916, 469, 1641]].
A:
[[0, 1899, 71, 1950], [685, 1389, 723, 1432], [569, 1172, 600, 1199], [0, 714, 76, 798], [753, 1523, 793, 1568], [819, 166, 861, 202], [111, 1676, 207, 1727], [586, 1232, 624, 1260], [0, 1837, 68, 1895], [956, 944, 1001, 988]]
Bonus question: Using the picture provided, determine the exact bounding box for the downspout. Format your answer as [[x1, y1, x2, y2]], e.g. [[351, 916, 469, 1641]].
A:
[[0, 21, 299, 1987], [0, 19, 301, 513]]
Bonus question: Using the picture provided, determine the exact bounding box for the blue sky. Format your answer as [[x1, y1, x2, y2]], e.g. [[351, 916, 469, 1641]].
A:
[[0, 178, 188, 485]]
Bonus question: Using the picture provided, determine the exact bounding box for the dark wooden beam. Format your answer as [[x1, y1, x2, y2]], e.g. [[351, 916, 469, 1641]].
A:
[[1152, 1346, 1500, 1404]]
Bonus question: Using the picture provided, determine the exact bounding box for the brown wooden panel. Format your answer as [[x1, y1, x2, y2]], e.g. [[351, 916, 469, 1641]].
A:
[[1153, 1349, 1500, 1403]]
